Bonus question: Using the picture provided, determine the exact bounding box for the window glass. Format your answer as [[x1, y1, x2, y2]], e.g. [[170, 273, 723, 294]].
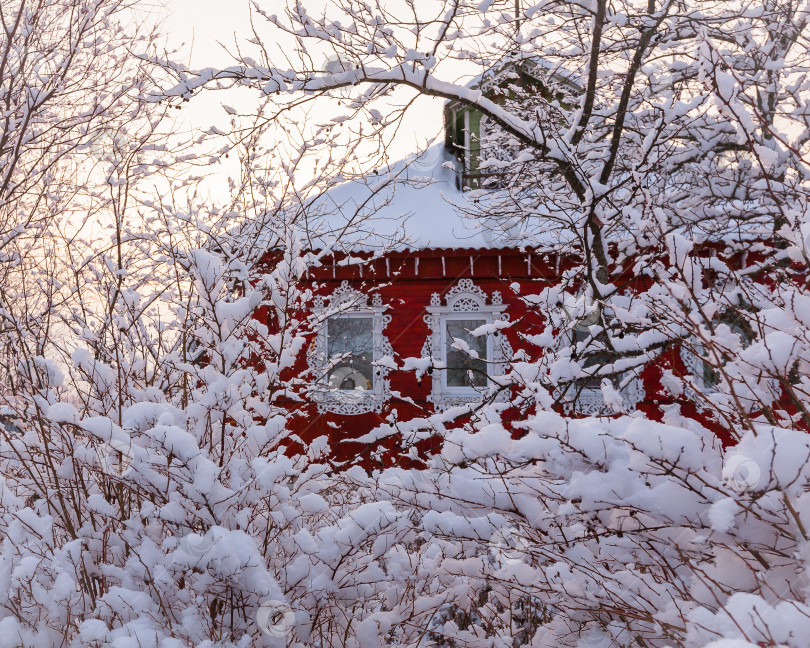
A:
[[445, 319, 488, 387], [701, 311, 755, 388], [326, 316, 374, 391], [574, 325, 610, 390]]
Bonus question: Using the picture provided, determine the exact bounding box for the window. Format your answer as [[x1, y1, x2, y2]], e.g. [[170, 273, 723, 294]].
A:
[[445, 318, 488, 388], [422, 279, 512, 410], [680, 304, 761, 399], [572, 319, 609, 391], [326, 315, 374, 391], [693, 316, 753, 391], [553, 300, 645, 415], [307, 281, 393, 415]]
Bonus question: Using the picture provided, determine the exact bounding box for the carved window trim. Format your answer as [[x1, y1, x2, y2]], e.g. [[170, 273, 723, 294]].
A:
[[552, 306, 645, 416], [307, 281, 393, 415], [678, 309, 774, 408], [680, 342, 716, 400], [421, 278, 512, 411]]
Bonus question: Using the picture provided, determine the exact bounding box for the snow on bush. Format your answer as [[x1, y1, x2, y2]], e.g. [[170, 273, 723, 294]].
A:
[[2, 392, 807, 647], [367, 412, 809, 648]]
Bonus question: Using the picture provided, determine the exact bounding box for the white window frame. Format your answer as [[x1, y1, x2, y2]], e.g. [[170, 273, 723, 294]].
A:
[[307, 281, 393, 415], [422, 278, 512, 410], [552, 302, 645, 416], [680, 341, 717, 399]]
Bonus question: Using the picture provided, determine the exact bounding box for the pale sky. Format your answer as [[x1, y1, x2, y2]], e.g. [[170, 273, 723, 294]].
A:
[[158, 0, 448, 195]]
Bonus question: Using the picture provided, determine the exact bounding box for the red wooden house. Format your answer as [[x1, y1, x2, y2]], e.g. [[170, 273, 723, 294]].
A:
[[260, 168, 738, 469], [265, 65, 743, 468]]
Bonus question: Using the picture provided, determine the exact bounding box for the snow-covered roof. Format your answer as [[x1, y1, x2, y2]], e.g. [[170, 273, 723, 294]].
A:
[[304, 144, 524, 252], [296, 58, 582, 254], [297, 143, 771, 256]]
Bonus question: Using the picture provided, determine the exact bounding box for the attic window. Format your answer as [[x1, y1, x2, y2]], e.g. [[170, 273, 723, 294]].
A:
[[422, 279, 512, 410], [308, 281, 393, 415]]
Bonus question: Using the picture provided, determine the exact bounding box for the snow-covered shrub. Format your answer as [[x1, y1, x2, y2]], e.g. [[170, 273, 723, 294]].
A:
[[0, 107, 428, 645], [365, 409, 809, 648]]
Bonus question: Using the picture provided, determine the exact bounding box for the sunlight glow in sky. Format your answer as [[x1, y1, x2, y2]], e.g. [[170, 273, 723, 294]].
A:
[[159, 0, 447, 186]]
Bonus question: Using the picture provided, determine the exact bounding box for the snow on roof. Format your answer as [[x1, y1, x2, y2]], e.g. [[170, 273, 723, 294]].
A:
[[297, 59, 582, 254], [299, 143, 771, 257], [305, 144, 523, 252]]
